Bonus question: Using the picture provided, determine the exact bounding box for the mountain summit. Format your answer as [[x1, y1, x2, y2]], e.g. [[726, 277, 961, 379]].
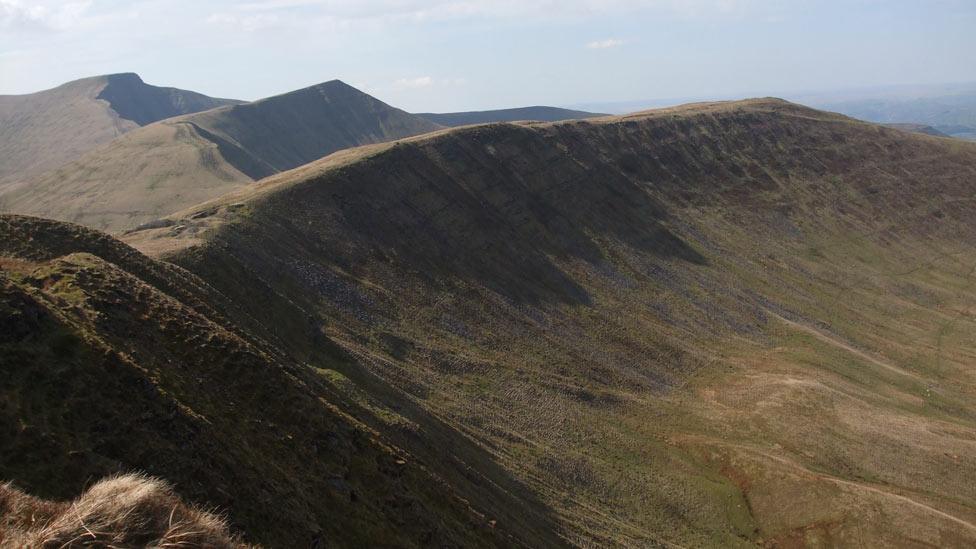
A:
[[0, 79, 442, 232], [0, 73, 240, 185]]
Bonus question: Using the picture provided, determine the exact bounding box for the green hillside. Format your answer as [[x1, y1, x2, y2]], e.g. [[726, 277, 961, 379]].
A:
[[4, 98, 976, 546], [128, 98, 976, 546], [0, 214, 553, 547]]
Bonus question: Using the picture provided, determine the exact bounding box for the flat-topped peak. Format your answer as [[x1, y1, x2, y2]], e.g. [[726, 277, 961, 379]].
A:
[[103, 72, 144, 82], [616, 96, 828, 121], [248, 79, 368, 106], [60, 72, 143, 91]]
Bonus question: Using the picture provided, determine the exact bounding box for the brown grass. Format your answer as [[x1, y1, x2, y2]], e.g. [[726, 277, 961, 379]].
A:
[[0, 256, 40, 274], [0, 474, 249, 548]]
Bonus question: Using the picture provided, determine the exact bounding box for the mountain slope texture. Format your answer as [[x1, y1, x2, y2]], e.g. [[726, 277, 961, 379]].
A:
[[4, 98, 976, 547], [0, 214, 555, 548], [0, 73, 239, 186], [0, 80, 441, 233]]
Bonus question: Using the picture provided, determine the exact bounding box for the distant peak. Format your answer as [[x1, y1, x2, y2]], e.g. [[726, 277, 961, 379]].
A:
[[253, 79, 371, 105], [71, 72, 143, 86], [104, 72, 144, 83], [16, 72, 147, 96], [311, 79, 359, 92]]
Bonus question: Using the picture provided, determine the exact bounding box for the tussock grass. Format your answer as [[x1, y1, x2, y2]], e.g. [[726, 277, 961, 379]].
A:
[[0, 474, 249, 548]]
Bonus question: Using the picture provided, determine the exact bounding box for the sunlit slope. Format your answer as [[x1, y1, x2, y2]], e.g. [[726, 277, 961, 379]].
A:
[[130, 98, 976, 547], [0, 73, 239, 185], [1, 80, 441, 233]]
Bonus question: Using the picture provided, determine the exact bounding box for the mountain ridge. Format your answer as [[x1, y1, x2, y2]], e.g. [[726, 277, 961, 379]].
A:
[[0, 79, 442, 233], [0, 212, 556, 548], [121, 98, 976, 546], [0, 73, 241, 185], [5, 97, 976, 546], [417, 105, 605, 127]]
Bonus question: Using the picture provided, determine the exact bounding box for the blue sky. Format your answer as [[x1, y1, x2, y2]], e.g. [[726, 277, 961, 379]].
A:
[[1, 0, 975, 112]]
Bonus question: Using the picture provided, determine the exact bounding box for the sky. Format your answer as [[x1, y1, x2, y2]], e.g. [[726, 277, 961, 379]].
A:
[[1, 0, 975, 112]]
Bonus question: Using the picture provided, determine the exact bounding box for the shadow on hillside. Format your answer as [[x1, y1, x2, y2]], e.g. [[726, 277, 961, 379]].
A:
[[308, 338, 568, 547], [176, 242, 567, 547], [264, 123, 707, 308]]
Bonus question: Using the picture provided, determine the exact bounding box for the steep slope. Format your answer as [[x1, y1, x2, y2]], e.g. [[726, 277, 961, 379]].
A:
[[417, 105, 604, 126], [189, 80, 442, 176], [0, 73, 239, 185], [0, 214, 559, 548], [0, 80, 442, 233], [127, 98, 976, 547]]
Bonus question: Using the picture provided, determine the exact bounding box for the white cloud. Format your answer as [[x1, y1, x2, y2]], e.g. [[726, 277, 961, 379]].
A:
[[393, 76, 467, 89], [586, 38, 623, 49], [395, 76, 433, 89], [0, 0, 92, 30], [208, 0, 779, 30], [206, 11, 282, 31]]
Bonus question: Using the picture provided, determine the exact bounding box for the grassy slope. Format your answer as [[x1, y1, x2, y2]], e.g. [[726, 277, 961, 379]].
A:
[[0, 215, 558, 548], [127, 98, 976, 547], [1, 123, 253, 232], [1, 81, 441, 234], [0, 73, 238, 186]]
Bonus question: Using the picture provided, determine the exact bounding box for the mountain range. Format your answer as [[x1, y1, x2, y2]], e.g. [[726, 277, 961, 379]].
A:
[[0, 79, 441, 232], [0, 73, 240, 187], [0, 76, 607, 233], [2, 75, 976, 547]]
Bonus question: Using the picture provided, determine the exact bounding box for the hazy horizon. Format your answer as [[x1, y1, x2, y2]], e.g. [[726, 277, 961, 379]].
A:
[[2, 0, 975, 112]]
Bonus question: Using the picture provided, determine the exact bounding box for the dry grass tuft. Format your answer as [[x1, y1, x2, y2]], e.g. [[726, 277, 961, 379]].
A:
[[0, 474, 251, 548]]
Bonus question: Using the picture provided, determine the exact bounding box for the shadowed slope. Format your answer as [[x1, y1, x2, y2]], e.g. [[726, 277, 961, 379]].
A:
[[126, 98, 976, 547], [192, 80, 442, 177], [0, 214, 559, 548], [1, 81, 442, 233], [96, 73, 240, 125], [0, 73, 239, 185]]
